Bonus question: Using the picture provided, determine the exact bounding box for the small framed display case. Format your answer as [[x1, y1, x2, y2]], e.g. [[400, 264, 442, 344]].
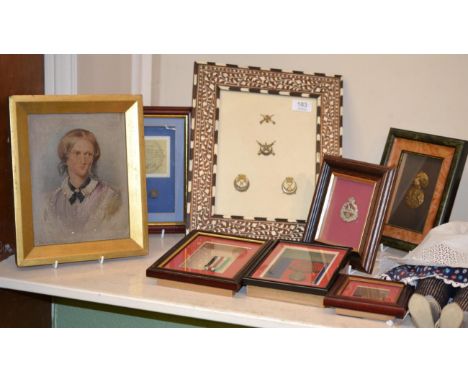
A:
[[144, 106, 191, 233], [188, 62, 343, 241], [324, 274, 413, 320], [243, 240, 350, 307], [380, 128, 468, 251], [146, 230, 266, 296], [303, 155, 396, 274]]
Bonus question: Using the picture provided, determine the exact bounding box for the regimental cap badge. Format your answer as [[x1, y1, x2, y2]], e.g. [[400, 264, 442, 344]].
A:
[[259, 114, 276, 125], [234, 174, 250, 192], [257, 140, 276, 156], [281, 177, 297, 195], [340, 197, 358, 222]]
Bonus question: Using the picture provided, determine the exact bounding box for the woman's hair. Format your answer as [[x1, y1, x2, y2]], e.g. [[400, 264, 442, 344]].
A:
[[57, 128, 101, 176]]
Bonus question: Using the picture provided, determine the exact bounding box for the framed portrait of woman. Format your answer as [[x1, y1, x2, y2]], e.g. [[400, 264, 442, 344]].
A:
[[9, 95, 148, 266]]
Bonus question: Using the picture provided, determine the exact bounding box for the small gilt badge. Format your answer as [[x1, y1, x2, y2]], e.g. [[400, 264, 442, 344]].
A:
[[405, 171, 429, 209], [281, 177, 297, 195], [340, 197, 358, 222], [257, 140, 276, 156], [233, 174, 250, 192], [259, 114, 276, 125]]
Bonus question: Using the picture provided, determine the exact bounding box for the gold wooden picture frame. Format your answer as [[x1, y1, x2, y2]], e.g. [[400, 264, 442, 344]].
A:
[[188, 62, 343, 240], [9, 95, 148, 266]]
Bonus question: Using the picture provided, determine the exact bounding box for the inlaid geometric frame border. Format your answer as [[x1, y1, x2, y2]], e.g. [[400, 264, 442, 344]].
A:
[[188, 62, 343, 241], [380, 128, 468, 251]]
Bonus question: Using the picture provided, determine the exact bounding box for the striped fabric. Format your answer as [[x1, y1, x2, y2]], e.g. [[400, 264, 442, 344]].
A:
[[416, 278, 452, 309], [452, 287, 468, 311]]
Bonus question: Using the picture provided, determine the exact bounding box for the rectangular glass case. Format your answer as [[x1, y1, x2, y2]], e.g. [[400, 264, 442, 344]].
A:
[[243, 240, 350, 306], [324, 274, 413, 319], [146, 230, 266, 294]]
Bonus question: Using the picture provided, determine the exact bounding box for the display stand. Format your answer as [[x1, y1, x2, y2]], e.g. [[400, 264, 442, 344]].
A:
[[53, 256, 105, 269]]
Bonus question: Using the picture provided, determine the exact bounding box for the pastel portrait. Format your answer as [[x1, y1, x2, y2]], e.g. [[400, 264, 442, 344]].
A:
[[30, 113, 130, 246]]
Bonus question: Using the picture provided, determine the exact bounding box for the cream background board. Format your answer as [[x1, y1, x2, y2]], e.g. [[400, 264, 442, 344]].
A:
[[215, 90, 317, 220], [74, 54, 468, 221]]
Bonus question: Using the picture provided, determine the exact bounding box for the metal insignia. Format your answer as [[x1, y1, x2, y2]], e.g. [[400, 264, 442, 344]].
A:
[[257, 140, 276, 156], [149, 189, 159, 199], [281, 177, 297, 195], [234, 174, 250, 192], [259, 114, 276, 125], [340, 197, 358, 222], [405, 171, 429, 209]]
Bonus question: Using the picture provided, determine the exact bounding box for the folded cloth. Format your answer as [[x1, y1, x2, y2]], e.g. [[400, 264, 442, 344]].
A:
[[381, 264, 468, 287], [388, 221, 468, 268]]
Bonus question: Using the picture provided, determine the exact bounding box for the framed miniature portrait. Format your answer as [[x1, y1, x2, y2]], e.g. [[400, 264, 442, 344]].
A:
[[303, 155, 396, 273], [324, 275, 413, 319], [243, 240, 350, 306], [144, 106, 190, 233], [9, 95, 148, 266], [188, 62, 343, 241], [146, 230, 266, 295], [381, 128, 468, 251]]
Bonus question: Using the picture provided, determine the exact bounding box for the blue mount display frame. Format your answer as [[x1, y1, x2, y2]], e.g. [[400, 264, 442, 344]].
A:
[[143, 107, 191, 233]]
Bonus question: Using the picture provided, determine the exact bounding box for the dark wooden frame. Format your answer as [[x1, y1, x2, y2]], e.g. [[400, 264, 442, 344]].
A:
[[243, 240, 351, 296], [146, 230, 266, 291], [144, 106, 191, 234], [380, 128, 468, 251], [324, 274, 413, 319], [303, 155, 396, 273]]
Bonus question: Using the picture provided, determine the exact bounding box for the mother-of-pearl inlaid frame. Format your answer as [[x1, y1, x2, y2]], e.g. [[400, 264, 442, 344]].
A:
[[188, 62, 343, 241]]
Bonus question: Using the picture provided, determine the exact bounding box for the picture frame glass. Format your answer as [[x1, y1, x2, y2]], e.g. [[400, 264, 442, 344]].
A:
[[144, 114, 186, 227], [214, 89, 318, 221], [189, 63, 343, 240], [315, 173, 376, 251], [160, 234, 263, 279], [29, 113, 130, 246], [250, 242, 347, 288], [339, 278, 403, 304], [386, 151, 443, 233], [380, 129, 468, 251], [10, 95, 147, 266]]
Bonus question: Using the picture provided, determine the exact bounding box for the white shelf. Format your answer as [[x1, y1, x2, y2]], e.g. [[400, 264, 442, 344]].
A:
[[0, 233, 412, 328]]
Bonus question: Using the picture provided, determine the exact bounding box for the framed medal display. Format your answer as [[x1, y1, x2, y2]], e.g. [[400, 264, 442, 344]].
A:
[[188, 62, 343, 241], [146, 230, 266, 295], [324, 274, 413, 320], [143, 107, 190, 234], [380, 128, 468, 251], [243, 240, 350, 306], [303, 155, 396, 273]]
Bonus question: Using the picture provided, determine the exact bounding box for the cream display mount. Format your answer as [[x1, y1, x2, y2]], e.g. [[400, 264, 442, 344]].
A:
[[188, 62, 343, 241]]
